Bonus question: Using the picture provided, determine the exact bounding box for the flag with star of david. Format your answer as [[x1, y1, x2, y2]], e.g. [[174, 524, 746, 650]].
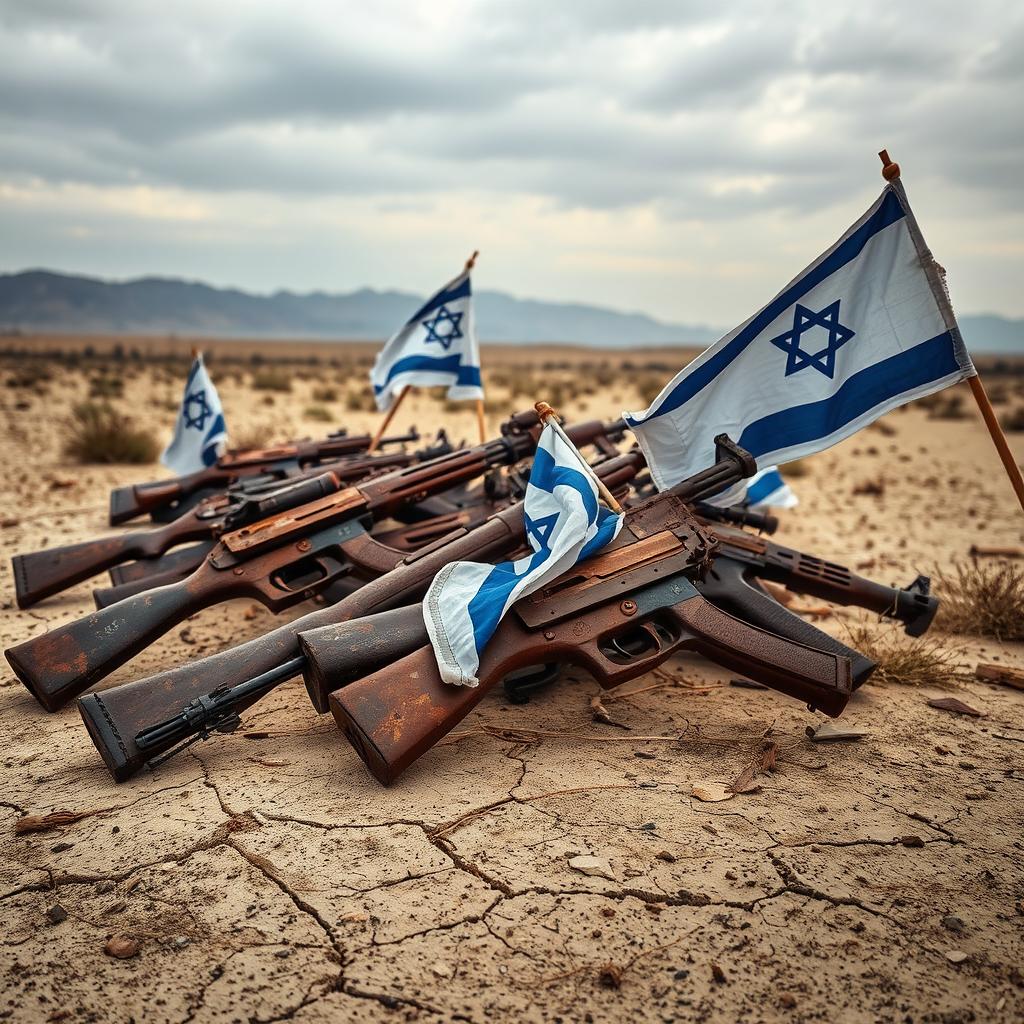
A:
[[370, 265, 484, 412], [625, 178, 976, 501], [422, 422, 622, 687], [160, 353, 228, 475]]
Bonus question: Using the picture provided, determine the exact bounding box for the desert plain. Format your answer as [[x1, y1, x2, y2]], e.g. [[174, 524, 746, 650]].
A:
[[0, 336, 1022, 1023]]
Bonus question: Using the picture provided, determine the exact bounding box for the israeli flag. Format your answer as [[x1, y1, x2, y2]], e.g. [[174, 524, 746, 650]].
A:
[[742, 466, 798, 511], [423, 423, 622, 687], [626, 179, 975, 501], [370, 266, 484, 412], [160, 353, 228, 474]]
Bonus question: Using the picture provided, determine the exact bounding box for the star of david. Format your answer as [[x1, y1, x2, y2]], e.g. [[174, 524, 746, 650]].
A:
[[768, 299, 856, 379], [526, 512, 559, 551], [183, 389, 212, 431], [421, 305, 464, 351]]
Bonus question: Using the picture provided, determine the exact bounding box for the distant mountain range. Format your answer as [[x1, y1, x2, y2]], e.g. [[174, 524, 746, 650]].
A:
[[0, 269, 1021, 353]]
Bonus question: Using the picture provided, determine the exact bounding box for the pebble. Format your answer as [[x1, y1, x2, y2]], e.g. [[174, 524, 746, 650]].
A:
[[104, 935, 140, 959], [46, 904, 68, 925], [945, 950, 968, 964], [95, 880, 116, 895], [942, 914, 966, 933]]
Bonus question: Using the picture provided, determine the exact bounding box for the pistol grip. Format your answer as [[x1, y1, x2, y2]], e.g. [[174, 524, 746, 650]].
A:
[[669, 593, 853, 716], [700, 559, 877, 688]]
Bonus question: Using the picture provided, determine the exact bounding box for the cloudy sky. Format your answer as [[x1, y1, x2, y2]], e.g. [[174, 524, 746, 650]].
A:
[[1, 0, 1021, 326]]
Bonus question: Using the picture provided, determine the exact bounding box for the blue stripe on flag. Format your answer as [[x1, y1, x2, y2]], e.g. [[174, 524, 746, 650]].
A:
[[374, 353, 482, 393], [466, 448, 599, 651], [745, 470, 784, 505], [738, 331, 959, 457], [628, 189, 906, 424], [405, 276, 472, 326]]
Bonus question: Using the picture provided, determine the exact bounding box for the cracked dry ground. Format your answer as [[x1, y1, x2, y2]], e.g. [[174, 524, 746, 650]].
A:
[[2, 384, 1023, 1022]]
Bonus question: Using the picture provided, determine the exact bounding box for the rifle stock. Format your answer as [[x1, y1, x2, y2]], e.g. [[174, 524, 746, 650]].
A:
[[109, 541, 215, 585], [330, 580, 852, 786], [13, 521, 209, 609]]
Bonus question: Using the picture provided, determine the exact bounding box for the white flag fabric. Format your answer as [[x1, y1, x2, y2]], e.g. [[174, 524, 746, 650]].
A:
[[625, 179, 975, 501], [423, 423, 622, 687], [370, 267, 483, 412], [742, 466, 798, 511], [160, 354, 228, 475]]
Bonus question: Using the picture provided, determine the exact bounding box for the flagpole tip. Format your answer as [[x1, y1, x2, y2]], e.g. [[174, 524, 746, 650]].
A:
[[535, 401, 558, 423], [878, 149, 901, 182], [465, 250, 479, 271]]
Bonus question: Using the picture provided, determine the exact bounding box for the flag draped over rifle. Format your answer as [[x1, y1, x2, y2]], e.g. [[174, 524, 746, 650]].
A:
[[160, 353, 227, 475], [370, 266, 484, 412], [423, 423, 622, 686], [743, 466, 798, 511], [625, 178, 975, 499]]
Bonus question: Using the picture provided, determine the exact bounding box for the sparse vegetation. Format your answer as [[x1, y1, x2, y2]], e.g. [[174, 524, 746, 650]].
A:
[[925, 394, 968, 420], [229, 423, 274, 450], [312, 386, 338, 403], [999, 406, 1024, 432], [844, 623, 966, 688], [251, 369, 292, 392], [89, 375, 124, 399], [63, 402, 159, 464], [936, 560, 1024, 640], [346, 388, 377, 412], [304, 404, 333, 421]]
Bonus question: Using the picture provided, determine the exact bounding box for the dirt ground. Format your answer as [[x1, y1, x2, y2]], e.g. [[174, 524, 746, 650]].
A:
[[1, 343, 1023, 1023]]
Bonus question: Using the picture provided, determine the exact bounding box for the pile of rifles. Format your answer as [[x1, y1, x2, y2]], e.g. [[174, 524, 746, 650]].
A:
[[5, 406, 939, 786]]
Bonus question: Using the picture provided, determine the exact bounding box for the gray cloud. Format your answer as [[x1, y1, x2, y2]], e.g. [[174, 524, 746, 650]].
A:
[[0, 0, 1021, 321]]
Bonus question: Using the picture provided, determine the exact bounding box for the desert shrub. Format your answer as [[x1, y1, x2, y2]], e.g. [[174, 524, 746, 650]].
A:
[[926, 394, 968, 420], [5, 363, 53, 389], [844, 624, 966, 688], [229, 423, 275, 450], [261, 394, 276, 406], [936, 560, 1024, 640], [346, 388, 377, 412], [89, 375, 124, 399], [252, 369, 292, 392], [63, 402, 159, 464], [999, 407, 1024, 432], [312, 386, 338, 403], [635, 374, 666, 408], [304, 404, 333, 422]]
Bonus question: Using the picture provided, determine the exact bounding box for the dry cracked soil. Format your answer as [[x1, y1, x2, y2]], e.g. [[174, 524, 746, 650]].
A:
[[1, 349, 1023, 1023]]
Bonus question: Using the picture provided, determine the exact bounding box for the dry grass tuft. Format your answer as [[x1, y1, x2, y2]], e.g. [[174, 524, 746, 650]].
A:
[[311, 385, 338, 403], [925, 394, 969, 420], [63, 402, 159, 464], [346, 388, 377, 412], [88, 375, 124, 399], [304, 404, 333, 422], [251, 369, 292, 392], [999, 406, 1024, 433], [845, 623, 966, 688], [229, 422, 275, 450], [935, 560, 1024, 640]]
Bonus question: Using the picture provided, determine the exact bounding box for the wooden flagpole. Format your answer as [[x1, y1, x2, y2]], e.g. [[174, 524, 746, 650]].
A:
[[878, 150, 1024, 513], [536, 401, 624, 514], [367, 384, 410, 454], [464, 249, 487, 443]]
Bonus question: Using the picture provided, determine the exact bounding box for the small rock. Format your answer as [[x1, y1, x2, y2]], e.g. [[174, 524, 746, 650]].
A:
[[171, 936, 190, 949], [339, 912, 369, 924], [598, 963, 622, 989], [807, 721, 870, 742], [430, 962, 451, 978], [274, 949, 292, 959], [104, 935, 140, 959], [50, 842, 73, 853], [691, 782, 734, 803], [711, 963, 727, 984], [655, 850, 676, 863], [601, 907, 616, 919], [633, 751, 657, 760], [568, 855, 616, 881], [941, 914, 965, 933], [779, 992, 797, 1009], [899, 835, 925, 848], [927, 697, 983, 718], [945, 950, 968, 964], [95, 880, 116, 895], [46, 904, 68, 925]]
